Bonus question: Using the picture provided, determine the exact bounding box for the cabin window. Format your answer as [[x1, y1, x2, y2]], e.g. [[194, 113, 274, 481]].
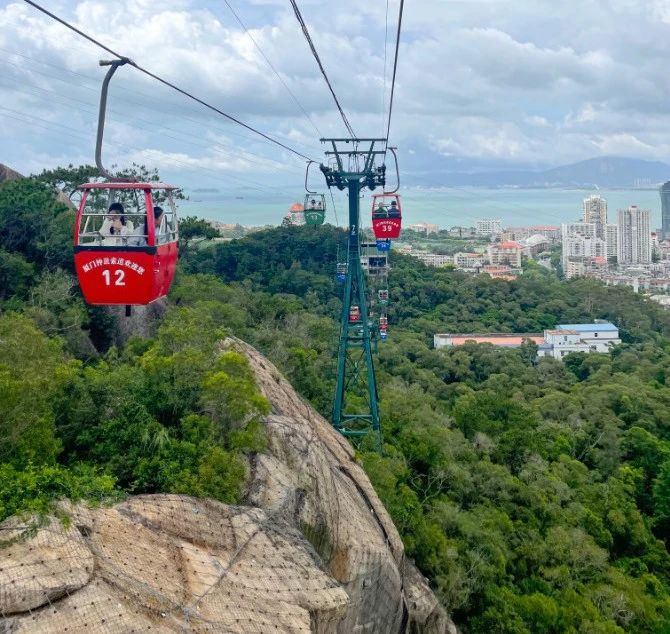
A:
[[78, 189, 149, 247]]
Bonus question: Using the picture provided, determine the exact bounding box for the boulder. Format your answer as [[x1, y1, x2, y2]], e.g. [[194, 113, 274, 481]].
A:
[[0, 339, 456, 632]]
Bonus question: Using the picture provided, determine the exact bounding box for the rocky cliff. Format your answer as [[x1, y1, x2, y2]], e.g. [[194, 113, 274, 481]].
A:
[[0, 338, 455, 633], [0, 163, 23, 183]]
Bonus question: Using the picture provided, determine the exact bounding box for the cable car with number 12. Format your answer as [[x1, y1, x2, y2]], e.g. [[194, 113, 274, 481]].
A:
[[74, 182, 179, 305], [73, 58, 180, 307]]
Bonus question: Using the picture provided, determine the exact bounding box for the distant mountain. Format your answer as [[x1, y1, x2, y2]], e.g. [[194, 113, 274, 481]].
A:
[[540, 157, 670, 188], [407, 157, 670, 188]]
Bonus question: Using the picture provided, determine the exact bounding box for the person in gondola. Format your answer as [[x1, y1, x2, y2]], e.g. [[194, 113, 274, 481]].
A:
[[133, 205, 168, 246], [388, 200, 400, 218], [309, 199, 317, 209], [154, 206, 169, 244], [373, 201, 388, 218], [100, 202, 134, 245], [316, 199, 323, 210]]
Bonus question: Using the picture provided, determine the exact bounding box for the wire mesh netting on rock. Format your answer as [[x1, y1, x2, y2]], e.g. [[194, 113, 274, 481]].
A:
[[0, 338, 455, 633]]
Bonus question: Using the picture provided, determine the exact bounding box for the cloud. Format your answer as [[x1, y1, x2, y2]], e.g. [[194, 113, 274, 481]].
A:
[[2, 0, 670, 186]]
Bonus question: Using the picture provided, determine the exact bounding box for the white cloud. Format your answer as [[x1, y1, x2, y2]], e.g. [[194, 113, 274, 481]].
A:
[[2, 0, 670, 184]]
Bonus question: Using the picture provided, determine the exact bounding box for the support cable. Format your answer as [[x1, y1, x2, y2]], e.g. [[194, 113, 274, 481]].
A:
[[22, 0, 317, 162], [0, 105, 295, 194], [385, 0, 405, 147], [381, 0, 390, 139], [3, 51, 313, 165], [221, 0, 322, 137], [287, 0, 356, 138], [329, 188, 340, 227]]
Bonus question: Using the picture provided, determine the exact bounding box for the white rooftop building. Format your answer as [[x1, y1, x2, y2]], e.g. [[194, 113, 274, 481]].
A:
[[538, 321, 621, 360]]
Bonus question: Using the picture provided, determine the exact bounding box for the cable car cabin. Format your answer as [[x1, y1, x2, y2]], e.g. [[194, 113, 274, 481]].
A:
[[303, 194, 326, 226], [74, 182, 179, 305], [378, 289, 389, 304], [380, 330, 388, 341], [348, 305, 361, 323], [379, 316, 388, 330], [376, 239, 391, 252], [371, 193, 402, 239], [336, 262, 347, 283]]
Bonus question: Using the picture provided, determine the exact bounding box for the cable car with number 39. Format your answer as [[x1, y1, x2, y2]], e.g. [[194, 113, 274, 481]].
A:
[[371, 146, 402, 240], [371, 194, 402, 239]]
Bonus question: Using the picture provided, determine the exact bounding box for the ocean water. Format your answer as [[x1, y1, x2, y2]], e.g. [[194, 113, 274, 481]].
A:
[[178, 187, 665, 230]]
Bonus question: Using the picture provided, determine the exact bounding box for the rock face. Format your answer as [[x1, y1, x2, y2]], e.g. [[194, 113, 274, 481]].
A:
[[0, 163, 23, 183], [0, 162, 75, 208], [0, 339, 456, 633]]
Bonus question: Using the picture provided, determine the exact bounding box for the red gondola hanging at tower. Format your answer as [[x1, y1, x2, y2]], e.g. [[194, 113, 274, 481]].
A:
[[73, 59, 179, 306], [371, 193, 402, 239], [370, 146, 402, 240]]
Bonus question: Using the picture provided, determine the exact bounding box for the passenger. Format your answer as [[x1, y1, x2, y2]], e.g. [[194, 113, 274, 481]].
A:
[[154, 206, 168, 244], [316, 199, 323, 210], [374, 201, 388, 218], [310, 199, 317, 209], [388, 200, 401, 218], [132, 205, 168, 246], [100, 202, 134, 245]]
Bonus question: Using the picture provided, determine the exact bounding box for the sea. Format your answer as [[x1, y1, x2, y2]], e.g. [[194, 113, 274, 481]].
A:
[[178, 187, 665, 230]]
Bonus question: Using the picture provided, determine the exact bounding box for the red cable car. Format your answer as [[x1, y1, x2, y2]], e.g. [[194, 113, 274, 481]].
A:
[[370, 147, 402, 239], [371, 193, 402, 239], [74, 182, 179, 305], [73, 59, 180, 307]]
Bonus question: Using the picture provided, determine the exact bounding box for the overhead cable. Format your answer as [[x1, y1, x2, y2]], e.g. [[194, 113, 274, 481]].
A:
[[222, 0, 322, 137], [0, 105, 294, 194], [287, 0, 356, 138], [3, 49, 315, 163], [382, 0, 390, 139], [22, 0, 317, 162], [329, 188, 340, 227], [385, 0, 405, 146]]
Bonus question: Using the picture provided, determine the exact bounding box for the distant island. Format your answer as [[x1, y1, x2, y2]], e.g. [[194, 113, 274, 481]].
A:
[[193, 187, 220, 193], [410, 156, 670, 189]]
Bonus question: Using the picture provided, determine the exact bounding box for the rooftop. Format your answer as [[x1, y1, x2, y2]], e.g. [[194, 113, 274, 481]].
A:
[[496, 241, 524, 250], [436, 333, 543, 346], [557, 322, 618, 332], [79, 182, 178, 190]]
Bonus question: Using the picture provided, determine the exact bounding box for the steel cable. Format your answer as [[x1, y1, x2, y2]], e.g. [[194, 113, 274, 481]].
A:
[[287, 0, 356, 138], [22, 0, 317, 162]]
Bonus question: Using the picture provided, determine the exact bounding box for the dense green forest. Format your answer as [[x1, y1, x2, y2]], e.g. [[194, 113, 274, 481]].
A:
[[4, 168, 670, 632]]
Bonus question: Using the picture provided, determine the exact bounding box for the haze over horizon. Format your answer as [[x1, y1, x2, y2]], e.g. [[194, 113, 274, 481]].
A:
[[4, 0, 670, 190]]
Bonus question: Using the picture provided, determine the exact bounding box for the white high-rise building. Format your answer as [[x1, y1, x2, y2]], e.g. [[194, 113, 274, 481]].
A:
[[605, 224, 618, 261], [618, 206, 651, 265], [476, 218, 502, 237], [583, 194, 608, 239], [561, 222, 606, 278]]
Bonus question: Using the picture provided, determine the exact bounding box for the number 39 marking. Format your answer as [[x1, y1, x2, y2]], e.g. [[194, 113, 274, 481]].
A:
[[102, 269, 126, 286]]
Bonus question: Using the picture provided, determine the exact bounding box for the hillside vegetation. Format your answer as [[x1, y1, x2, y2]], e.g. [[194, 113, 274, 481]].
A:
[[4, 168, 670, 632]]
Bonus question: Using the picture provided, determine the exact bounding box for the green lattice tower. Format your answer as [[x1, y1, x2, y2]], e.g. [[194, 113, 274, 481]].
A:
[[320, 139, 386, 447]]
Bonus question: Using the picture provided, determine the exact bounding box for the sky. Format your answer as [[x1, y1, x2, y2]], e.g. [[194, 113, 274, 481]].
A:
[[3, 0, 670, 192]]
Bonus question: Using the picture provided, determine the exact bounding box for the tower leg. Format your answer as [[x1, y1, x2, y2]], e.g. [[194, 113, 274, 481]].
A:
[[331, 179, 381, 445]]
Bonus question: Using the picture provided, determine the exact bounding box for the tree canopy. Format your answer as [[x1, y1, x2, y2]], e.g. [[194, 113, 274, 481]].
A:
[[3, 165, 670, 632]]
